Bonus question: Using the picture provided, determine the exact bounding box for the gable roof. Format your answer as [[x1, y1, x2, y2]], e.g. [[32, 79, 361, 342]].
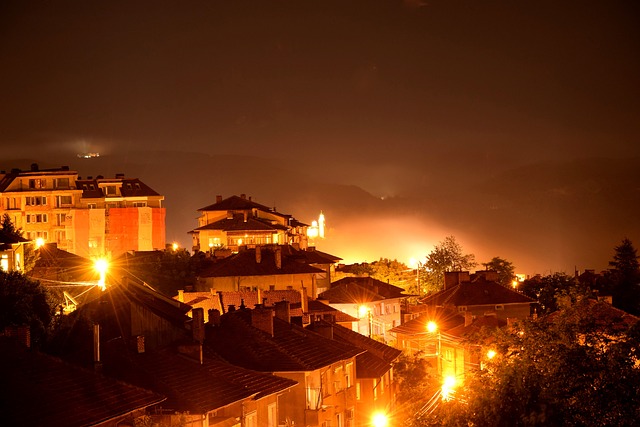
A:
[[198, 195, 281, 215], [421, 276, 535, 307], [319, 277, 410, 304], [103, 343, 296, 414], [199, 247, 325, 278], [205, 310, 362, 372], [0, 337, 164, 427], [307, 320, 401, 379], [192, 213, 289, 232], [389, 306, 465, 336]]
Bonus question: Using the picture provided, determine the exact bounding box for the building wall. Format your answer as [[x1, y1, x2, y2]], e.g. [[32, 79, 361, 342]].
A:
[[199, 273, 317, 297], [461, 302, 531, 321]]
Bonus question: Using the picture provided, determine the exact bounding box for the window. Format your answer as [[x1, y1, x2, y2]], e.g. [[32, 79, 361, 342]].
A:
[[56, 195, 72, 207], [495, 304, 505, 311], [345, 362, 353, 388], [244, 411, 257, 427], [26, 196, 47, 206], [356, 382, 361, 400], [105, 185, 117, 195], [458, 306, 467, 312], [54, 178, 69, 189], [87, 203, 97, 209], [373, 378, 378, 400], [28, 178, 45, 189], [133, 202, 147, 207], [267, 403, 277, 427]]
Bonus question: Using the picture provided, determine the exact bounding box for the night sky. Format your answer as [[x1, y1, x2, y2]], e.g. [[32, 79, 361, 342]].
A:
[[1, 1, 639, 274]]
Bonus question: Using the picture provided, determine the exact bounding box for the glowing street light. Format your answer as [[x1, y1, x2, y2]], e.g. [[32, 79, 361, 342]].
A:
[[94, 258, 109, 291], [35, 237, 45, 248], [486, 349, 497, 360], [426, 321, 438, 333], [172, 242, 179, 251], [371, 412, 389, 427], [441, 376, 456, 401], [359, 305, 373, 338]]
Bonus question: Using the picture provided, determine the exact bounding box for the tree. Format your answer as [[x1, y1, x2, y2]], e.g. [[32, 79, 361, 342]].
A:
[[0, 213, 39, 273], [607, 238, 640, 315], [0, 270, 54, 347], [520, 272, 587, 315], [423, 299, 640, 426], [369, 258, 412, 288], [481, 256, 516, 286], [420, 236, 476, 295], [393, 352, 437, 423]]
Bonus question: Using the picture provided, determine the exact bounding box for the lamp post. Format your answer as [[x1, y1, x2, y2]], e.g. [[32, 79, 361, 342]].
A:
[[426, 321, 441, 378], [359, 305, 373, 338]]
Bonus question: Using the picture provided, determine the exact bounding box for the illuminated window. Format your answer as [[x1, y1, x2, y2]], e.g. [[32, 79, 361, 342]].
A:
[[267, 403, 277, 427], [245, 411, 257, 427], [28, 179, 45, 189], [1, 255, 8, 271], [356, 382, 361, 400]]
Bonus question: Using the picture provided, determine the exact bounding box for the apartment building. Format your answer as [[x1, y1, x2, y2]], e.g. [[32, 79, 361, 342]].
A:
[[190, 194, 309, 253], [0, 164, 165, 259]]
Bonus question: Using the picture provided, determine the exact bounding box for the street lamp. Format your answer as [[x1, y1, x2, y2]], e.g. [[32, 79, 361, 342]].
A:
[[94, 257, 109, 291], [359, 305, 373, 338], [371, 411, 389, 427], [426, 321, 441, 378], [441, 376, 456, 401]]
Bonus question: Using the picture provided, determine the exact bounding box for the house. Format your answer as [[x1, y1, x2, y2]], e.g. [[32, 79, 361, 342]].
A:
[[195, 245, 326, 297], [318, 277, 411, 343], [389, 307, 506, 383], [306, 320, 402, 427], [0, 164, 166, 259], [176, 288, 358, 326], [190, 194, 309, 253], [0, 334, 165, 427], [204, 303, 363, 427], [56, 274, 297, 427], [420, 271, 536, 321], [0, 231, 28, 272]]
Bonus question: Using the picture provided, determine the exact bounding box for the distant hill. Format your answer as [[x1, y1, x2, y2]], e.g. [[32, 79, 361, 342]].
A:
[[2, 153, 638, 275]]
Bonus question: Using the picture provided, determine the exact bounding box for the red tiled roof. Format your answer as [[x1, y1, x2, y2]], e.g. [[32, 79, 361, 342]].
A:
[[319, 277, 410, 304], [205, 310, 362, 372], [421, 277, 535, 306], [307, 321, 401, 379], [199, 247, 325, 278], [103, 343, 296, 413], [330, 277, 409, 298], [0, 337, 165, 427], [193, 214, 289, 232], [198, 195, 279, 213], [389, 307, 465, 336]]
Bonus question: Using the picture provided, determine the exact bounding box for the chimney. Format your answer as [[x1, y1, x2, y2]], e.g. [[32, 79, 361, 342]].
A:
[[241, 193, 246, 199], [208, 309, 221, 326], [464, 311, 473, 327], [313, 322, 334, 340], [115, 173, 125, 179], [256, 246, 262, 264], [177, 289, 184, 302], [300, 287, 308, 313], [275, 247, 282, 269], [192, 307, 205, 344], [444, 271, 470, 289], [251, 306, 274, 336], [31, 163, 39, 171], [216, 195, 222, 203], [274, 300, 291, 323], [136, 335, 145, 353]]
